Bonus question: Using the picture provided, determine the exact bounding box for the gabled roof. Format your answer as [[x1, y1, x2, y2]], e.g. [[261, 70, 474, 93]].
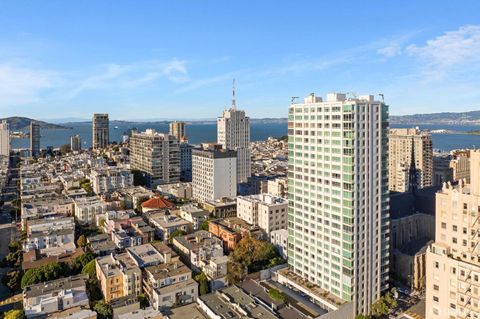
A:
[[141, 196, 173, 209]]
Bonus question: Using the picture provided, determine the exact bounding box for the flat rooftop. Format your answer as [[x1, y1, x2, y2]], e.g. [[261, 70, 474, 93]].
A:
[[199, 285, 277, 319], [24, 275, 87, 299], [127, 244, 163, 267]]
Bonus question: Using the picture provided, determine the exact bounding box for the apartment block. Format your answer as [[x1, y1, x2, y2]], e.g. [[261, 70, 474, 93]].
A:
[[74, 196, 108, 224], [96, 253, 142, 302], [287, 93, 389, 315], [450, 149, 471, 182], [180, 142, 193, 182], [142, 260, 198, 310], [176, 204, 210, 230], [23, 275, 89, 318], [237, 193, 287, 234], [129, 129, 180, 187], [144, 210, 192, 243], [426, 151, 480, 319], [389, 128, 433, 192], [172, 230, 224, 271], [192, 143, 237, 202], [24, 216, 75, 252], [90, 167, 133, 194]]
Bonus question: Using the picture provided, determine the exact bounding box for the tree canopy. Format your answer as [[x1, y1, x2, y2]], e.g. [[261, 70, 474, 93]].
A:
[[94, 301, 113, 319], [227, 236, 282, 284], [194, 272, 209, 295], [4, 309, 24, 319]]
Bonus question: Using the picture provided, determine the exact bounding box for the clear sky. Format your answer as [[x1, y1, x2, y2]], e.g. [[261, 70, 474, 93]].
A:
[[1, 1, 480, 121]]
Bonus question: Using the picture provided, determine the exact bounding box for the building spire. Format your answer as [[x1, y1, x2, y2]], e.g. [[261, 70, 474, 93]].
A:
[[232, 79, 236, 110], [408, 136, 418, 194]]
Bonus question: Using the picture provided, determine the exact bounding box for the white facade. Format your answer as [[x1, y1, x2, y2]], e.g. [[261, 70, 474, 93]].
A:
[[192, 144, 237, 202], [74, 196, 108, 224], [0, 120, 10, 156], [90, 167, 133, 194], [270, 229, 288, 260], [23, 275, 89, 318], [236, 194, 287, 234], [288, 93, 390, 316], [217, 90, 251, 184]]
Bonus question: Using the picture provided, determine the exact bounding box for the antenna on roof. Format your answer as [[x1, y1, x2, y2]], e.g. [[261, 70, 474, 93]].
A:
[[232, 79, 236, 110], [379, 93, 385, 103], [291, 97, 299, 104]]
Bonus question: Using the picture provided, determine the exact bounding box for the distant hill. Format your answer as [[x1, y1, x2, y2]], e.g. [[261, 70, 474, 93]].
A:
[[391, 111, 480, 125], [0, 117, 69, 131]]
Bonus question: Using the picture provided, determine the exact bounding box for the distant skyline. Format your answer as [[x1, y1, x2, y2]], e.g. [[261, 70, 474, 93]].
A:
[[1, 1, 480, 119]]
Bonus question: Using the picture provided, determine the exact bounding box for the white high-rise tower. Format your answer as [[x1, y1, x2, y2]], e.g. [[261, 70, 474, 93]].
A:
[[288, 93, 390, 316], [217, 80, 251, 184]]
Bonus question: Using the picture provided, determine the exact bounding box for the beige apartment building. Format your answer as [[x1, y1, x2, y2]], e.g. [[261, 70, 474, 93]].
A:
[[169, 121, 186, 141], [389, 128, 433, 192], [450, 149, 471, 183], [426, 150, 480, 319], [96, 253, 142, 302], [129, 129, 180, 188]]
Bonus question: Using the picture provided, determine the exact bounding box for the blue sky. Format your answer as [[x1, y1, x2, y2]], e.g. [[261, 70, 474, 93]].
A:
[[1, 1, 480, 121]]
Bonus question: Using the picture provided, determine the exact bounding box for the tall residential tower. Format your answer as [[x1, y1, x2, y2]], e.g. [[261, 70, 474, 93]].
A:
[[0, 120, 10, 156], [169, 121, 186, 142], [388, 128, 433, 192], [217, 82, 251, 184], [129, 129, 180, 187], [92, 113, 109, 149], [287, 93, 389, 316], [30, 122, 40, 157]]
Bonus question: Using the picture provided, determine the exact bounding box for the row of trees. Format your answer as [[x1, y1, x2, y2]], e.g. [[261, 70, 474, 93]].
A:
[[21, 252, 95, 288]]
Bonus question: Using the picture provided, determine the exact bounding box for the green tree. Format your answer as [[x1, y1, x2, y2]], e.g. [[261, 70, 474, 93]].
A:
[[226, 260, 246, 284], [81, 259, 96, 279], [371, 288, 397, 317], [137, 293, 149, 309], [94, 301, 113, 319], [194, 272, 209, 295], [77, 234, 88, 248], [86, 277, 103, 307], [21, 262, 64, 288], [79, 178, 93, 195], [200, 217, 213, 231], [4, 309, 24, 319], [355, 315, 372, 319]]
